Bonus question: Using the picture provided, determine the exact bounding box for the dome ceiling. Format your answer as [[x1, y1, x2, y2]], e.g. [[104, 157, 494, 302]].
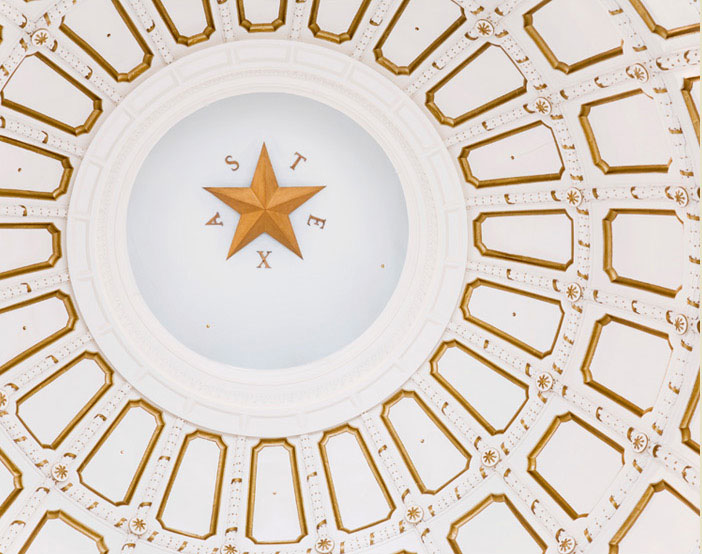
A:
[[0, 0, 698, 553]]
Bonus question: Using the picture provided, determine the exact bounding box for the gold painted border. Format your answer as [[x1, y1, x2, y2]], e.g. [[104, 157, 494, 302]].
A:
[[373, 0, 466, 76], [603, 209, 682, 298], [459, 121, 565, 187], [318, 424, 395, 533], [681, 76, 700, 143], [473, 209, 574, 271], [527, 412, 624, 520], [0, 223, 61, 280], [460, 279, 565, 360], [609, 480, 699, 553], [0, 135, 73, 200], [679, 374, 699, 453], [237, 0, 287, 33], [0, 448, 22, 517], [580, 89, 672, 174], [430, 340, 529, 435], [0, 53, 103, 136], [16, 351, 113, 450], [60, 0, 154, 82], [18, 510, 108, 554], [381, 389, 471, 495], [246, 438, 308, 544], [447, 493, 547, 553], [524, 0, 622, 74], [308, 0, 370, 44], [0, 290, 78, 376], [628, 0, 700, 39], [152, 0, 215, 46], [426, 43, 528, 127], [156, 430, 227, 539], [581, 314, 671, 417], [77, 399, 164, 506]]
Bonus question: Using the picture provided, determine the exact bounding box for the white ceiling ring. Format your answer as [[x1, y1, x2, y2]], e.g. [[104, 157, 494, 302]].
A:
[[67, 40, 467, 437]]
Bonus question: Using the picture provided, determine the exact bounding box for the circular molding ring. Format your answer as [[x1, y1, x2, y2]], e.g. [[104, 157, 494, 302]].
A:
[[67, 40, 467, 437]]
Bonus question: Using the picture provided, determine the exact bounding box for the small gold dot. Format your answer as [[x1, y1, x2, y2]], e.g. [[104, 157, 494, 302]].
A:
[[206, 324, 211, 328], [380, 264, 385, 268]]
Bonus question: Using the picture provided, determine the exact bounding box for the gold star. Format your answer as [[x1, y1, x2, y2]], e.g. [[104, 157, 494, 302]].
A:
[[205, 143, 324, 259]]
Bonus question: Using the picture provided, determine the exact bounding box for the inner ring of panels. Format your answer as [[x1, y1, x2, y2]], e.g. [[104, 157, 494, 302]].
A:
[[0, 1, 698, 554]]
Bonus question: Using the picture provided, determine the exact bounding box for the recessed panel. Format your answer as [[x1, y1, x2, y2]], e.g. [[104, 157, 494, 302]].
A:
[[0, 136, 72, 199], [461, 280, 564, 359], [426, 44, 526, 126], [78, 400, 163, 505], [603, 210, 683, 297], [524, 0, 622, 73], [61, 0, 153, 82], [247, 440, 307, 544], [459, 122, 564, 187], [374, 0, 465, 75], [528, 413, 624, 519], [319, 426, 394, 532], [1, 54, 101, 135], [582, 316, 671, 416], [157, 431, 226, 539], [474, 210, 573, 270], [431, 341, 528, 435], [0, 291, 77, 375], [0, 224, 60, 280], [309, 0, 370, 43], [580, 90, 671, 174], [382, 391, 470, 494], [153, 0, 215, 45], [448, 495, 546, 554], [17, 352, 112, 449]]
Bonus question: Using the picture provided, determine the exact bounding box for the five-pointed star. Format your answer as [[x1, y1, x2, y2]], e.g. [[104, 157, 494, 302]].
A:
[[205, 143, 324, 259]]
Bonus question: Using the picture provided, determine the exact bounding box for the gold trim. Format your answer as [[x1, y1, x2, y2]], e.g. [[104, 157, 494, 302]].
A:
[[18, 510, 108, 554], [246, 438, 307, 544], [628, 0, 700, 39], [308, 0, 370, 44], [0, 53, 102, 136], [524, 0, 622, 74], [473, 209, 574, 271], [609, 480, 699, 553], [603, 209, 682, 298], [0, 135, 73, 200], [152, 0, 215, 46], [0, 448, 22, 517], [679, 374, 699, 453], [460, 279, 565, 359], [447, 493, 547, 553], [373, 0, 466, 76], [156, 430, 227, 539], [236, 0, 287, 33], [581, 315, 671, 417], [527, 412, 624, 520], [427, 43, 527, 127], [459, 121, 565, 187], [318, 424, 396, 533], [0, 290, 78, 376], [430, 340, 529, 435], [77, 399, 164, 506], [16, 351, 113, 450], [0, 223, 61, 280], [381, 390, 471, 495], [681, 76, 700, 143], [60, 0, 153, 82], [580, 89, 672, 174]]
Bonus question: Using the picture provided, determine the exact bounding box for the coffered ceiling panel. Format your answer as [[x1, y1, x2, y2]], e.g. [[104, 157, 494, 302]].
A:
[[0, 0, 697, 553]]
